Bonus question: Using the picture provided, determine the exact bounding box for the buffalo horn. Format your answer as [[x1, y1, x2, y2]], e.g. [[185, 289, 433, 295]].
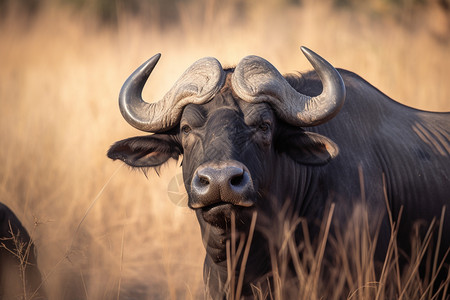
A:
[[119, 54, 226, 132], [231, 47, 346, 126]]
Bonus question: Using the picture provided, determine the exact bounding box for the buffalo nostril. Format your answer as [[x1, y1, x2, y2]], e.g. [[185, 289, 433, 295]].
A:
[[230, 173, 244, 186], [192, 172, 213, 200], [198, 176, 210, 186]]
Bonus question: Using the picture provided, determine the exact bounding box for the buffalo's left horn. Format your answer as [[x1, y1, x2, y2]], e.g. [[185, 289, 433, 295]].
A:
[[231, 47, 346, 127], [119, 54, 226, 132]]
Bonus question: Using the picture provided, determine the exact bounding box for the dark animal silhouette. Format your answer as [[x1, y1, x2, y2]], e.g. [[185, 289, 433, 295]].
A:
[[0, 203, 46, 299]]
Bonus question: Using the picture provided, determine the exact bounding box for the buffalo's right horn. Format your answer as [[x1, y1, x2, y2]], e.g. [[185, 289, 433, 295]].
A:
[[119, 54, 226, 132], [231, 47, 346, 127]]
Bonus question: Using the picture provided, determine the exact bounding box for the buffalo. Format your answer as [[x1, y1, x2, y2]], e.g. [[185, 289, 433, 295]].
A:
[[108, 47, 449, 298], [0, 202, 46, 299]]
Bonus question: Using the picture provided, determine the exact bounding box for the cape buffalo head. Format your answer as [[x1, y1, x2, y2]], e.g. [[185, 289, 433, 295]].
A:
[[107, 47, 345, 282]]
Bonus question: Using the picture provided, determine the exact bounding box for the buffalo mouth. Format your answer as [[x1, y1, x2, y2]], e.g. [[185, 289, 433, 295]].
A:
[[201, 201, 233, 212], [196, 200, 255, 228]]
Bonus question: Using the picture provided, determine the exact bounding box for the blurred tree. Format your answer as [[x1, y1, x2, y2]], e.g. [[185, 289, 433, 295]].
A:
[[58, 0, 193, 23], [334, 0, 449, 11], [0, 0, 40, 18], [1, 0, 448, 25]]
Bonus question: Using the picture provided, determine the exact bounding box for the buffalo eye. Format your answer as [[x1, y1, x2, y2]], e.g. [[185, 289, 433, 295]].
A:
[[258, 122, 271, 133], [181, 124, 192, 135]]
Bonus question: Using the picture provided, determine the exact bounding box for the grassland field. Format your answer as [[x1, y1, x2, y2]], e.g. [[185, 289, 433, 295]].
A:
[[0, 0, 449, 298]]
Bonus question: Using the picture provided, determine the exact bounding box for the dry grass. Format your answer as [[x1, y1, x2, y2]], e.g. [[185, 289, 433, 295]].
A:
[[0, 0, 449, 299], [216, 200, 449, 299]]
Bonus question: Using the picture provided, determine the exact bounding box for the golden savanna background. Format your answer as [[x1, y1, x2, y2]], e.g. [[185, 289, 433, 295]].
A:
[[1, 0, 449, 298]]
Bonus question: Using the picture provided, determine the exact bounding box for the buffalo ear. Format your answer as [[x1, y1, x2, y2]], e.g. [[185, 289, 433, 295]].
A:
[[282, 131, 339, 165], [107, 134, 181, 168]]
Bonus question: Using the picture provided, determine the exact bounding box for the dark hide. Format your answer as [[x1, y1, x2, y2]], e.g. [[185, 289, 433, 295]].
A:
[[108, 69, 450, 299], [0, 203, 46, 299]]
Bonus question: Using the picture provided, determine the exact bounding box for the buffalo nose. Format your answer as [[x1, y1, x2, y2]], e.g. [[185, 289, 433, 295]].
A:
[[190, 163, 254, 208]]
